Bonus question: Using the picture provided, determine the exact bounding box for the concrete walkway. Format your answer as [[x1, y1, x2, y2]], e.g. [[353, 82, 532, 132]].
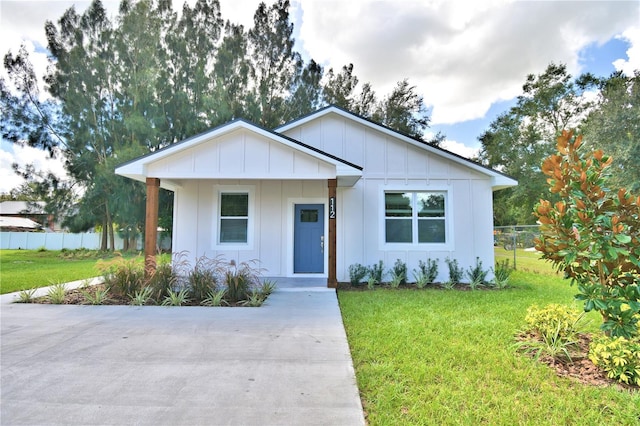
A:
[[0, 284, 365, 425]]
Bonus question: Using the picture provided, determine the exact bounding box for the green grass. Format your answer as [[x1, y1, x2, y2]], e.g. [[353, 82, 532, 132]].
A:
[[0, 249, 141, 294], [339, 271, 640, 425], [495, 247, 559, 276]]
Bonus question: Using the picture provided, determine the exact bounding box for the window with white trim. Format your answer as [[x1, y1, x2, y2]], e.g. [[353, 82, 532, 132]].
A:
[[219, 192, 249, 243], [385, 191, 446, 243]]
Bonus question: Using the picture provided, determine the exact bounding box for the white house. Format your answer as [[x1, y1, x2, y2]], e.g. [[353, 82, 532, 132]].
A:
[[115, 106, 517, 287]]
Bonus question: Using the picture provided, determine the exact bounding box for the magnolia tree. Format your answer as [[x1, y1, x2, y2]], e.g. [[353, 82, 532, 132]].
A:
[[534, 130, 640, 338]]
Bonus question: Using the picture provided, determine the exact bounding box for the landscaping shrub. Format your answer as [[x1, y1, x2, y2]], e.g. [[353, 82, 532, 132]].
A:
[[466, 257, 489, 290], [444, 257, 463, 286], [98, 256, 145, 298], [525, 304, 585, 341], [367, 261, 385, 284], [348, 263, 368, 286], [589, 335, 640, 386], [534, 130, 640, 338], [391, 259, 407, 285], [147, 260, 178, 302], [413, 258, 438, 288], [223, 260, 262, 303], [187, 256, 219, 303], [492, 259, 513, 289], [518, 304, 587, 361]]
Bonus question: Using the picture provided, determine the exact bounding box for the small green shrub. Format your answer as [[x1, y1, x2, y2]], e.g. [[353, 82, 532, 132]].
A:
[[589, 335, 640, 386], [129, 287, 154, 306], [161, 288, 190, 306], [492, 259, 513, 289], [187, 256, 219, 303], [37, 246, 47, 252], [148, 260, 178, 302], [518, 304, 587, 362], [348, 263, 368, 286], [259, 280, 277, 296], [440, 280, 455, 290], [240, 290, 266, 307], [466, 257, 488, 290], [98, 256, 145, 298], [445, 257, 463, 285], [366, 276, 377, 290], [525, 304, 585, 341], [418, 258, 439, 283], [80, 286, 111, 305], [368, 261, 385, 283], [392, 259, 407, 285], [389, 271, 403, 289], [16, 288, 37, 303], [201, 289, 228, 307], [47, 282, 67, 304], [412, 270, 429, 289], [224, 260, 262, 303]]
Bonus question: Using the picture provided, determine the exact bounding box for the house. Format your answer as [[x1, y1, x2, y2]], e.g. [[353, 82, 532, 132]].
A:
[[115, 106, 517, 287], [0, 201, 50, 231]]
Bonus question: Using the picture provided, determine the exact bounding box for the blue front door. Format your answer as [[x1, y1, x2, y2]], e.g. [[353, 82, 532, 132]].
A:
[[294, 204, 324, 273]]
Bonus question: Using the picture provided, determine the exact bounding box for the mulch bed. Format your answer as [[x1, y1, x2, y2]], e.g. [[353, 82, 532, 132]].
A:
[[337, 282, 499, 291], [30, 284, 250, 307], [515, 332, 638, 391]]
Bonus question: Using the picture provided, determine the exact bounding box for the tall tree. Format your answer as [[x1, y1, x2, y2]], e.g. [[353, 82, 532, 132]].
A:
[[374, 78, 430, 140], [247, 0, 299, 127], [478, 63, 597, 224], [581, 71, 640, 193]]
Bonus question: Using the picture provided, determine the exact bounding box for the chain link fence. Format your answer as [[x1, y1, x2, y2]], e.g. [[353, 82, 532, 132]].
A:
[[493, 225, 541, 270]]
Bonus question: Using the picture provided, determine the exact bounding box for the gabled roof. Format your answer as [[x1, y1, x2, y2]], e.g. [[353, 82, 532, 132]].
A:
[[276, 105, 518, 191], [115, 118, 363, 188]]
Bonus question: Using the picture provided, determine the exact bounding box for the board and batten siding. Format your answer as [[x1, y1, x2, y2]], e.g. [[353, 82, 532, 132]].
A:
[[283, 112, 495, 282], [172, 179, 327, 277]]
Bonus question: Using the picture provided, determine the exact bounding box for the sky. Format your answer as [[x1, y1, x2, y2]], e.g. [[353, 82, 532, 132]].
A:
[[0, 0, 639, 194]]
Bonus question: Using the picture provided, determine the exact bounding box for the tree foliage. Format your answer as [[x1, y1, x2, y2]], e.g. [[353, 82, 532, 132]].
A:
[[479, 63, 598, 225], [581, 71, 640, 193], [1, 0, 439, 250], [534, 130, 640, 338]]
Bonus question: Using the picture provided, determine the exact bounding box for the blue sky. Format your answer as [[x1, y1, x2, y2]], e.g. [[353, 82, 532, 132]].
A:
[[1, 0, 639, 192]]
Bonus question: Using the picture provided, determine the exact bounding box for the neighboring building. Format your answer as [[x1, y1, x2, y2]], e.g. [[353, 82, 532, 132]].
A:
[[116, 106, 517, 286], [0, 201, 51, 231]]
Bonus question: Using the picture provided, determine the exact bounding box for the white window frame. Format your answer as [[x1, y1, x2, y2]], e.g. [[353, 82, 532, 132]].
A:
[[213, 185, 255, 249], [380, 184, 453, 250]]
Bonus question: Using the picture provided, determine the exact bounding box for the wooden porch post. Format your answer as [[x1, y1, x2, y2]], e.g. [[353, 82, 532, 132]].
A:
[[328, 179, 337, 288], [145, 177, 160, 279]]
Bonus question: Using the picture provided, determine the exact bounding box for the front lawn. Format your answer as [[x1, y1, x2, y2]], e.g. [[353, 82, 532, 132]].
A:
[[0, 249, 138, 294], [339, 271, 640, 425]]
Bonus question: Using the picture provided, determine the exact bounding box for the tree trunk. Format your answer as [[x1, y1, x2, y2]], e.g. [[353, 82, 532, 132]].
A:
[[106, 201, 115, 251], [101, 217, 107, 251]]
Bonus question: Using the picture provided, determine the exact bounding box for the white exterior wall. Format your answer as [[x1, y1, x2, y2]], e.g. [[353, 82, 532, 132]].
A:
[[284, 113, 496, 282], [172, 179, 327, 277]]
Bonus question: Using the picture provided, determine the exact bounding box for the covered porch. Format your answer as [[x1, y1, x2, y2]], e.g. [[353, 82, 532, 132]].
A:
[[115, 119, 362, 288]]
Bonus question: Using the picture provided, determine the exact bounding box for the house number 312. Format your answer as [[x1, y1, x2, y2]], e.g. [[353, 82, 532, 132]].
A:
[[329, 197, 336, 219]]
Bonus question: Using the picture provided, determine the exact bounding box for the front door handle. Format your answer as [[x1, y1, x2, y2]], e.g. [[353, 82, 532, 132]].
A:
[[320, 235, 324, 253]]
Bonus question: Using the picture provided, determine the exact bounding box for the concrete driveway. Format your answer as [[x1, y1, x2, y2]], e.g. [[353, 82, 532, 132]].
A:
[[1, 286, 365, 425]]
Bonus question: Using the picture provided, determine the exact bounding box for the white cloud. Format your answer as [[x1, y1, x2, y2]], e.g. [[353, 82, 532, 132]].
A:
[[614, 26, 640, 76], [0, 143, 68, 194], [440, 139, 479, 160], [299, 0, 639, 124]]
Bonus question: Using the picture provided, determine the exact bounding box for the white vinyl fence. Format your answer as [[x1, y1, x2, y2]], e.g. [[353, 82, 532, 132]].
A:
[[0, 232, 172, 251]]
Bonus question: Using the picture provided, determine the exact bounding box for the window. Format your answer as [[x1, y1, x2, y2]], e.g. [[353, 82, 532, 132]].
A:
[[385, 191, 446, 244], [219, 193, 248, 243]]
